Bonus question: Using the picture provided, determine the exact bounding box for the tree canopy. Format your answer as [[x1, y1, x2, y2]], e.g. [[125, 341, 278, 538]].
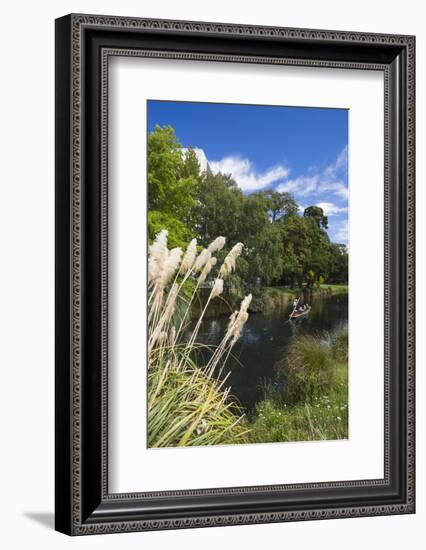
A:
[[303, 205, 329, 229], [147, 124, 348, 288]]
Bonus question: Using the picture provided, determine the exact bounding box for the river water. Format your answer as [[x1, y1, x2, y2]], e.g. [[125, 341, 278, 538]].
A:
[[195, 291, 348, 414]]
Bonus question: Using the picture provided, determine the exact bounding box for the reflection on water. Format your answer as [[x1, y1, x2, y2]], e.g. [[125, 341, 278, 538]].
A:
[[193, 291, 348, 413]]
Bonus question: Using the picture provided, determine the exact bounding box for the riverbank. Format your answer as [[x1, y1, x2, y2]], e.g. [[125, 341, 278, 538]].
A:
[[156, 293, 349, 446], [194, 283, 348, 318], [148, 231, 349, 447], [320, 283, 349, 294], [247, 330, 349, 443], [251, 284, 348, 314]]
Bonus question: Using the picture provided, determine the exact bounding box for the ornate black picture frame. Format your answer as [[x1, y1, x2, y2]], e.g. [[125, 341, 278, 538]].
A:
[[55, 13, 415, 535]]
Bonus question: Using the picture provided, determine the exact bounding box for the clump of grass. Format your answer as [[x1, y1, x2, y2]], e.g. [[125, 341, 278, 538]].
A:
[[284, 335, 336, 403], [148, 353, 249, 447], [148, 230, 252, 447]]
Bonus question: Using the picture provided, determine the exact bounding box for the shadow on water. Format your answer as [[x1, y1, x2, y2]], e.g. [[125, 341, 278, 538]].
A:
[[195, 291, 348, 413]]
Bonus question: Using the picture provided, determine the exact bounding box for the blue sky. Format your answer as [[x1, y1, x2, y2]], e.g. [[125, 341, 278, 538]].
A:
[[148, 100, 349, 245]]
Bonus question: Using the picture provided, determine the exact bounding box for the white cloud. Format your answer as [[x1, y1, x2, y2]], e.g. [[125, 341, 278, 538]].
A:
[[182, 145, 348, 200], [334, 184, 349, 200], [276, 175, 319, 197], [317, 179, 349, 200], [315, 202, 347, 216], [324, 145, 348, 176], [209, 155, 289, 192], [275, 146, 348, 200], [319, 145, 349, 199], [333, 219, 349, 244]]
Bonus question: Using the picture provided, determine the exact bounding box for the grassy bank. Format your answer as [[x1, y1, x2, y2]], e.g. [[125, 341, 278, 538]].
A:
[[191, 283, 348, 318], [320, 283, 349, 294], [248, 330, 348, 443], [252, 283, 348, 314]]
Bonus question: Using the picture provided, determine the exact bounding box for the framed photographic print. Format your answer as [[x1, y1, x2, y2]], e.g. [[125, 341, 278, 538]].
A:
[[55, 14, 415, 535]]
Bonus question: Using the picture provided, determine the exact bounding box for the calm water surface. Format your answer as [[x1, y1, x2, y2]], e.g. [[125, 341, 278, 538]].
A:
[[195, 291, 348, 413]]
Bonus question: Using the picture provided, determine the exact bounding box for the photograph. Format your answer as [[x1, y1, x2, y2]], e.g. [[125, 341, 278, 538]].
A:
[[147, 100, 349, 448]]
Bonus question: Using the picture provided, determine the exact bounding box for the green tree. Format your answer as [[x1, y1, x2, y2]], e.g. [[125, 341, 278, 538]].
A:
[[280, 241, 302, 287], [195, 169, 244, 246], [262, 190, 299, 221], [181, 146, 202, 182], [241, 193, 270, 246], [328, 243, 349, 283], [147, 125, 200, 244], [147, 123, 348, 290], [147, 125, 199, 222], [279, 214, 334, 286], [248, 223, 285, 285], [304, 205, 328, 229], [307, 220, 334, 285], [148, 211, 193, 249], [280, 215, 313, 286]]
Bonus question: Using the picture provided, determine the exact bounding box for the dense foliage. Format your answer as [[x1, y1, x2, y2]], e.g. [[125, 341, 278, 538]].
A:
[[147, 124, 348, 288]]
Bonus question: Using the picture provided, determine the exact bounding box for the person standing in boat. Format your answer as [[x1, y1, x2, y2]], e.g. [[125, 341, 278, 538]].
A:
[[293, 298, 299, 310]]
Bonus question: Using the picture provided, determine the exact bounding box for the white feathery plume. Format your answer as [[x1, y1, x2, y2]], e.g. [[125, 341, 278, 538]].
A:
[[180, 238, 197, 274], [227, 311, 238, 331], [211, 278, 224, 299], [239, 293, 252, 314], [169, 326, 176, 346], [228, 293, 252, 344], [162, 283, 179, 324], [219, 242, 244, 278], [148, 229, 169, 285], [207, 236, 226, 254], [158, 247, 182, 289], [149, 283, 179, 348], [198, 257, 217, 285], [149, 325, 165, 348], [157, 331, 168, 346], [193, 248, 211, 272]]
